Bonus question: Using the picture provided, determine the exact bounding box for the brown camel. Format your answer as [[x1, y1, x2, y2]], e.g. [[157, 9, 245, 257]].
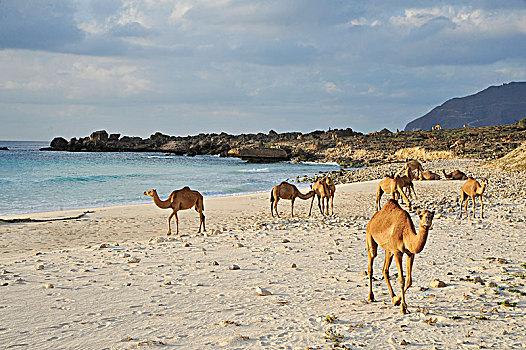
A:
[[396, 159, 423, 180], [376, 175, 412, 211], [366, 199, 435, 314], [270, 182, 314, 218], [309, 178, 331, 216], [399, 168, 417, 200], [460, 177, 488, 219], [419, 170, 441, 180], [325, 177, 336, 215], [144, 187, 205, 235], [442, 169, 468, 180]]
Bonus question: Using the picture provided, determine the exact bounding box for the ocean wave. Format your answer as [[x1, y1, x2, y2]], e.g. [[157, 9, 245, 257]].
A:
[[236, 168, 270, 173]]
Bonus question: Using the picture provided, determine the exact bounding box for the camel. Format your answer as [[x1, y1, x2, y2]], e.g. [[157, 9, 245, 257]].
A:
[[366, 199, 435, 314], [460, 177, 488, 219], [419, 170, 441, 180], [144, 187, 205, 235], [376, 175, 412, 211], [325, 177, 336, 215], [309, 178, 331, 216], [398, 168, 417, 200], [442, 169, 468, 180], [270, 182, 314, 218], [396, 159, 423, 180]]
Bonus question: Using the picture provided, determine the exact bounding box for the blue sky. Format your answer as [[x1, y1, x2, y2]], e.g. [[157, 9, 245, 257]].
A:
[[1, 1, 525, 140]]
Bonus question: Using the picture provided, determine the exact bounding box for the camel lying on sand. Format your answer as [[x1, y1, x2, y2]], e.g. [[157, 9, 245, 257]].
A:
[[396, 159, 423, 180], [309, 178, 331, 216], [376, 175, 412, 211], [419, 170, 441, 180], [271, 182, 314, 218], [442, 169, 468, 180], [460, 177, 488, 219], [366, 199, 435, 314], [144, 187, 205, 235]]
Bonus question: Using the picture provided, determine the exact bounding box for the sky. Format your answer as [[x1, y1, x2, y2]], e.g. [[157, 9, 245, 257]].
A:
[[1, 1, 525, 141]]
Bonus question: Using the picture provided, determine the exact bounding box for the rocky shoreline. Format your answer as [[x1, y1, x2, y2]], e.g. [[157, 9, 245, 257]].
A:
[[42, 119, 526, 167]]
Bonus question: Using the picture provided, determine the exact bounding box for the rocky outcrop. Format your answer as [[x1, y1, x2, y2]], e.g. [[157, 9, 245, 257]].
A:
[[238, 147, 290, 163], [90, 130, 108, 141]]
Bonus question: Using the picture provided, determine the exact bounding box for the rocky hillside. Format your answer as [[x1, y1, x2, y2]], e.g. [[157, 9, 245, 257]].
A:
[[405, 82, 526, 131]]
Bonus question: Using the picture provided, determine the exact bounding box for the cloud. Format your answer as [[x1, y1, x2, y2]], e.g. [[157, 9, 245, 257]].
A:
[[0, 0, 84, 51]]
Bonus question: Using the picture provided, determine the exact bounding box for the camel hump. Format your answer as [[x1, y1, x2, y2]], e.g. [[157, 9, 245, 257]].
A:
[[181, 186, 191, 191]]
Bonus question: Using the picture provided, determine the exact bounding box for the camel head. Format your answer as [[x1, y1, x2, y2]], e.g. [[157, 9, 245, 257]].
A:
[[416, 209, 434, 228], [143, 189, 157, 197]]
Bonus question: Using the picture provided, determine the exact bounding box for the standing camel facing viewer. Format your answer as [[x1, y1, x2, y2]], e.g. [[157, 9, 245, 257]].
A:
[[460, 177, 488, 219], [309, 178, 331, 216], [270, 182, 314, 218], [366, 199, 435, 314], [144, 187, 205, 235]]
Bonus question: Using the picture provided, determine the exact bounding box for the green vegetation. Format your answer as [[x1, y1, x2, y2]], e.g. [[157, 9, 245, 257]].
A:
[[497, 300, 517, 307]]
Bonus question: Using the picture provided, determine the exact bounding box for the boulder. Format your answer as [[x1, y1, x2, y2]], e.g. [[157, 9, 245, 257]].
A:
[[50, 137, 68, 149], [90, 130, 108, 141], [238, 147, 289, 163], [109, 133, 120, 141]]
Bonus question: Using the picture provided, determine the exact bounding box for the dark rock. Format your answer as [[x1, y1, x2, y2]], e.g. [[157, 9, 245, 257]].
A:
[[109, 133, 120, 141], [90, 130, 108, 141], [0, 147, 8, 150], [238, 147, 289, 163], [50, 137, 68, 149]]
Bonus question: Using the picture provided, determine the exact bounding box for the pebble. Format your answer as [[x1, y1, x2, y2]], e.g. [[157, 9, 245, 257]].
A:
[[291, 263, 297, 268], [44, 283, 54, 289], [128, 257, 141, 263], [99, 244, 108, 249], [235, 243, 244, 248], [229, 264, 240, 270], [183, 243, 191, 247], [36, 264, 45, 270], [122, 253, 131, 258], [211, 261, 219, 266], [430, 279, 446, 288], [473, 276, 484, 284], [256, 287, 272, 296], [282, 239, 290, 243]]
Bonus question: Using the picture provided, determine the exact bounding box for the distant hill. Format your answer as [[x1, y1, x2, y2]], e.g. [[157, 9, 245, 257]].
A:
[[405, 82, 526, 131]]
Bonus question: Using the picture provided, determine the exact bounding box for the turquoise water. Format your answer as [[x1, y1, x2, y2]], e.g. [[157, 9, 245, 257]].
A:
[[0, 141, 340, 215]]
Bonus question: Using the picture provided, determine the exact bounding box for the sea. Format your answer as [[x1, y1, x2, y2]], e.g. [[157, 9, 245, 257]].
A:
[[0, 141, 341, 216]]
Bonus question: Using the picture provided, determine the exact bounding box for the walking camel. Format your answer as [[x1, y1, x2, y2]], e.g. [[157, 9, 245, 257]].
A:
[[442, 169, 468, 180], [460, 177, 488, 219], [376, 175, 412, 211], [144, 187, 205, 235], [309, 178, 331, 216], [398, 168, 417, 200], [366, 199, 435, 314], [270, 182, 314, 218]]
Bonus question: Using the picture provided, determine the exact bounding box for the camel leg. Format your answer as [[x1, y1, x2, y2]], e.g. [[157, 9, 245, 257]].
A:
[[394, 252, 408, 314], [330, 196, 334, 215], [367, 234, 378, 302], [404, 253, 414, 292], [167, 211, 175, 235], [308, 196, 315, 216], [459, 193, 465, 219], [270, 200, 274, 217], [479, 196, 484, 219], [382, 251, 396, 302], [398, 187, 411, 211], [411, 184, 417, 200], [198, 211, 205, 233], [324, 197, 329, 215], [464, 196, 469, 219], [174, 211, 179, 235], [471, 195, 476, 219], [317, 196, 323, 215], [290, 198, 295, 218], [274, 198, 280, 218]]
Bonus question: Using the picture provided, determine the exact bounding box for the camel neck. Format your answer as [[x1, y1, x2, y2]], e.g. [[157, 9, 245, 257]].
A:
[[406, 225, 430, 254], [151, 192, 172, 209]]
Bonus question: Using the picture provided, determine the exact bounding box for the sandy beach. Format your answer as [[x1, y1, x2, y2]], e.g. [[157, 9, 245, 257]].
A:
[[1, 163, 525, 349]]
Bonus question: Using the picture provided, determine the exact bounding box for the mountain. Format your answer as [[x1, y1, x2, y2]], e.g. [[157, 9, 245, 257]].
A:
[[405, 82, 526, 131]]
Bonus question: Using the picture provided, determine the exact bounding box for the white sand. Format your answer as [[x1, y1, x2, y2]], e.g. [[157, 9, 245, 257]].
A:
[[0, 179, 525, 349]]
